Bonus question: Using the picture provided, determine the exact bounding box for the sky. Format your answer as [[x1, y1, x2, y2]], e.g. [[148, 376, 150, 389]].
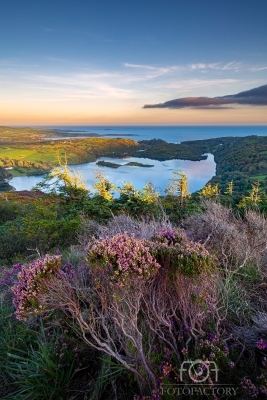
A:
[[1, 0, 267, 126]]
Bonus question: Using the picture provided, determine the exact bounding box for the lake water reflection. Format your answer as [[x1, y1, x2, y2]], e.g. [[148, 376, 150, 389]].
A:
[[10, 154, 216, 194]]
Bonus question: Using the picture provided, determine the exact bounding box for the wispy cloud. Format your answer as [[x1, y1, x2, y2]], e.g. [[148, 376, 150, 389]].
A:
[[124, 61, 242, 75], [251, 66, 267, 72], [79, 31, 115, 42], [147, 78, 240, 91], [124, 63, 171, 71], [23, 72, 136, 100], [143, 84, 267, 109], [221, 61, 241, 71]]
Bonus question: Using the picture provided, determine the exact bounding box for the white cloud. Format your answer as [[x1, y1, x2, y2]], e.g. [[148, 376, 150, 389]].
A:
[[21, 72, 137, 100], [150, 78, 240, 90], [251, 66, 267, 72], [221, 61, 241, 71], [124, 61, 242, 75]]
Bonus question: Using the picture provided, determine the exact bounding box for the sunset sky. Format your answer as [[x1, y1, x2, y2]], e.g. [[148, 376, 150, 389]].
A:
[[1, 0, 267, 125]]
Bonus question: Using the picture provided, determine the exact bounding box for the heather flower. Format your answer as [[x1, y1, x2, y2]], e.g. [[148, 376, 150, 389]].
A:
[[61, 260, 75, 279], [209, 333, 215, 342], [155, 228, 186, 245], [259, 385, 267, 395], [11, 254, 62, 320], [88, 233, 160, 285], [183, 326, 191, 334], [161, 362, 173, 377], [151, 228, 214, 276], [257, 338, 267, 350], [13, 263, 23, 271], [241, 377, 259, 398]]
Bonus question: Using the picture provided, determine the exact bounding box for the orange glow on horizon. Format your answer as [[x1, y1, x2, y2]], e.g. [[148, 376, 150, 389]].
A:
[[1, 105, 267, 126]]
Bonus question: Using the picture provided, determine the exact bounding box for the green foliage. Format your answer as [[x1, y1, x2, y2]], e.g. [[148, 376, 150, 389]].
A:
[[93, 170, 115, 200], [78, 195, 116, 222], [0, 224, 30, 265], [130, 138, 207, 161], [0, 168, 13, 191], [0, 195, 80, 265], [0, 306, 77, 400], [1, 342, 76, 400], [199, 182, 219, 198], [116, 180, 160, 217], [0, 201, 17, 224], [166, 169, 189, 198], [19, 203, 80, 253], [152, 229, 214, 277], [238, 180, 261, 209], [225, 180, 234, 196], [96, 160, 121, 168], [164, 170, 191, 222], [89, 356, 126, 400], [35, 154, 89, 202]]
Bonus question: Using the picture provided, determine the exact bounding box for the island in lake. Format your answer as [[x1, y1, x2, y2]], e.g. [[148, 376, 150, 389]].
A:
[[96, 160, 154, 168]]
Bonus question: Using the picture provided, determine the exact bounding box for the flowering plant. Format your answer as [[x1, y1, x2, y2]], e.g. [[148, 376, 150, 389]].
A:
[[12, 255, 62, 320], [257, 338, 267, 351], [151, 228, 214, 276], [88, 233, 160, 285]]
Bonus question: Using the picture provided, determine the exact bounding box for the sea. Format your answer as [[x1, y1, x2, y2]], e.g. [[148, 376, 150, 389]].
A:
[[42, 125, 267, 143], [9, 125, 267, 194]]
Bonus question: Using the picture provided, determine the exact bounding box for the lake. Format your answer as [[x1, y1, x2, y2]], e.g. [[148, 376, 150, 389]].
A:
[[10, 154, 216, 194]]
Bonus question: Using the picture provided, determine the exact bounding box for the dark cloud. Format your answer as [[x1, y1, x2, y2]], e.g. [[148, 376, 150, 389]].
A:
[[143, 84, 267, 109]]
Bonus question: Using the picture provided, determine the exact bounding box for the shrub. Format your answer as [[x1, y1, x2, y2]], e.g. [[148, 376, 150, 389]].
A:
[[0, 201, 17, 224], [9, 229, 219, 395], [186, 201, 267, 326], [0, 228, 28, 266], [151, 228, 214, 276], [88, 233, 160, 286], [12, 255, 62, 320]]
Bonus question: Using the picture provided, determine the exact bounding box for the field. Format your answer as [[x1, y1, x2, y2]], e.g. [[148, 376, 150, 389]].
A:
[[0, 127, 139, 180]]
